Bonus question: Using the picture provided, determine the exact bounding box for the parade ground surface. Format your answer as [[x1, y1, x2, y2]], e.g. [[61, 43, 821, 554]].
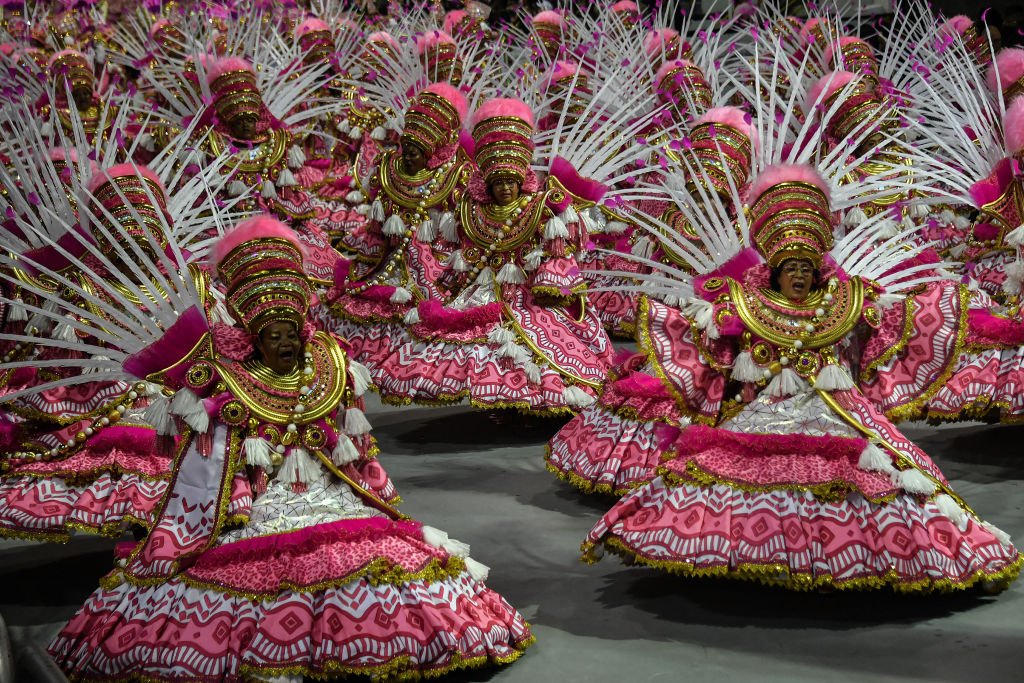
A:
[[2, 393, 1022, 683]]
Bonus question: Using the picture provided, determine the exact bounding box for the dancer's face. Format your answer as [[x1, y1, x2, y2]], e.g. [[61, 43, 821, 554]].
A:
[[229, 115, 259, 140], [489, 177, 520, 206], [776, 258, 815, 302], [256, 321, 301, 374], [401, 141, 427, 174]]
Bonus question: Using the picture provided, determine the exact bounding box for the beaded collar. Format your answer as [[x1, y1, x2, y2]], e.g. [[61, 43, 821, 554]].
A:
[[459, 191, 547, 253], [728, 275, 864, 350], [378, 150, 461, 212], [208, 127, 290, 174], [215, 331, 347, 424]]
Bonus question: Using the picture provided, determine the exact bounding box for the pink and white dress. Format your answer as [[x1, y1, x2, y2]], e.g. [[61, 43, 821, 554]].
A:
[[49, 330, 531, 682], [580, 269, 1023, 591], [341, 177, 615, 415]]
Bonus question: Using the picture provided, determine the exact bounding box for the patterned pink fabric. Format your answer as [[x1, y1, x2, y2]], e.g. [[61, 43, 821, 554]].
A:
[[184, 518, 441, 594], [665, 424, 896, 500], [585, 477, 1021, 590], [345, 323, 598, 413], [50, 571, 531, 682], [547, 394, 679, 494], [859, 281, 963, 419], [641, 300, 727, 420], [0, 471, 167, 539]]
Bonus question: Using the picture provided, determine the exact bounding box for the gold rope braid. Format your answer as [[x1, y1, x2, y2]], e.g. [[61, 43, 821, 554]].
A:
[[310, 449, 406, 520], [815, 389, 976, 517]]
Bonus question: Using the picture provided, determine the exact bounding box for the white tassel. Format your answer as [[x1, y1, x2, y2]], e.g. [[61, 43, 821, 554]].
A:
[[523, 248, 544, 271], [416, 218, 437, 242], [982, 521, 1014, 547], [137, 132, 155, 152], [580, 209, 599, 233], [6, 302, 26, 321], [344, 407, 372, 435], [843, 206, 868, 227], [876, 293, 903, 309], [858, 441, 895, 474], [403, 307, 421, 324], [368, 199, 385, 222], [355, 204, 370, 216], [662, 293, 680, 307], [170, 388, 209, 433], [1006, 258, 1024, 284], [349, 360, 372, 397], [421, 525, 449, 549], [731, 350, 763, 383], [766, 367, 805, 398], [348, 125, 363, 139], [244, 437, 274, 468], [278, 447, 321, 485], [382, 214, 406, 237], [813, 363, 855, 391], [143, 394, 176, 436], [562, 205, 580, 223], [370, 126, 387, 140], [901, 215, 916, 231], [876, 219, 899, 239], [332, 434, 361, 465], [938, 209, 955, 225], [488, 326, 516, 345], [442, 536, 470, 558], [448, 250, 469, 271], [287, 145, 306, 168], [497, 341, 532, 363], [496, 262, 526, 284], [523, 360, 543, 385], [346, 190, 365, 203], [949, 243, 968, 259], [1007, 226, 1024, 247], [563, 385, 595, 408], [952, 213, 972, 229], [337, 118, 352, 134], [892, 467, 937, 495], [437, 212, 458, 242], [544, 215, 569, 239], [261, 179, 277, 199], [41, 120, 53, 137], [682, 299, 718, 338], [53, 316, 78, 343], [465, 556, 490, 581], [604, 220, 629, 233], [276, 168, 297, 187], [390, 286, 412, 303], [632, 236, 654, 259], [934, 493, 969, 530], [228, 180, 248, 196], [909, 202, 930, 218]]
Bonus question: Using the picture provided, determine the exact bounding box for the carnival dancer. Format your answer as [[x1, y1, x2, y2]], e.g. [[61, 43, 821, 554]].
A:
[[578, 160, 1021, 592], [325, 82, 471, 331], [1, 214, 534, 681]]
